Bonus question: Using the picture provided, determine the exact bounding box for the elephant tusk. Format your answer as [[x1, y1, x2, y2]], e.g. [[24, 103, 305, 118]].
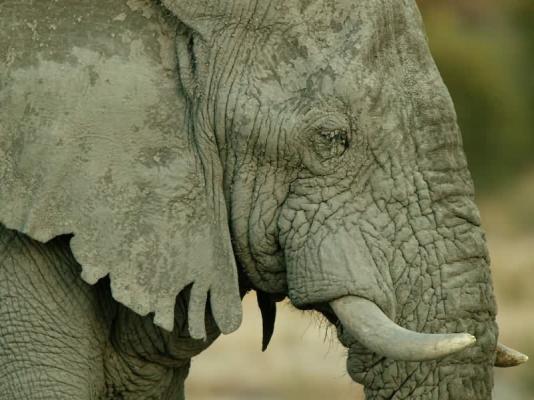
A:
[[330, 296, 476, 362], [495, 343, 528, 367]]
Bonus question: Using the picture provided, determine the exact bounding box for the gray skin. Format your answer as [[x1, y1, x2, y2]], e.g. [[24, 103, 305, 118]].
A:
[[0, 0, 515, 399]]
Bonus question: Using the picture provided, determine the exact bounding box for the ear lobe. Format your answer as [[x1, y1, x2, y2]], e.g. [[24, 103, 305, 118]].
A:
[[180, 125, 242, 339]]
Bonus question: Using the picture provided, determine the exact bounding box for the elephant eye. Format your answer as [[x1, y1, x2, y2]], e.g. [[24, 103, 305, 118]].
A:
[[312, 129, 349, 159]]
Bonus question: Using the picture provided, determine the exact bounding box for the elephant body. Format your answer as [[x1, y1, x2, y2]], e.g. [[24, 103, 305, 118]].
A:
[[0, 0, 525, 399], [0, 225, 208, 399]]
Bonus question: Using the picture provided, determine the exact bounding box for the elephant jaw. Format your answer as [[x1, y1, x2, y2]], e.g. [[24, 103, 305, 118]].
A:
[[330, 296, 528, 365]]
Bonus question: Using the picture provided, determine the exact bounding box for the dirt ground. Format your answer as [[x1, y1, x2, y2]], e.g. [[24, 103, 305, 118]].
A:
[[186, 170, 534, 400]]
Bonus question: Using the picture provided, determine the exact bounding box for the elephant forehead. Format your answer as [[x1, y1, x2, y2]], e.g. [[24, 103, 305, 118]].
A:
[[247, 0, 432, 104]]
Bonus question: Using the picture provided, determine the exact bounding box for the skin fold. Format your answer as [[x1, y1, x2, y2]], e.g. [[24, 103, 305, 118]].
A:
[[0, 0, 523, 399], [0, 227, 218, 399]]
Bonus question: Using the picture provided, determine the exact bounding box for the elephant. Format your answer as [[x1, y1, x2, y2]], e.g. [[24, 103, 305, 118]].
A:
[[0, 0, 527, 399]]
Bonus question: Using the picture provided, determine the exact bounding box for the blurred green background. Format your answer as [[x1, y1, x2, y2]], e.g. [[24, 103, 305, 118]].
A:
[[419, 0, 534, 191], [187, 1, 534, 399]]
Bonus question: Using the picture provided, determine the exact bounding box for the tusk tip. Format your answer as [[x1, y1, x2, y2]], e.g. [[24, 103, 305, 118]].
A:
[[449, 333, 477, 354], [451, 333, 476, 350], [432, 333, 476, 358], [466, 333, 477, 345], [465, 333, 476, 343], [495, 343, 529, 367]]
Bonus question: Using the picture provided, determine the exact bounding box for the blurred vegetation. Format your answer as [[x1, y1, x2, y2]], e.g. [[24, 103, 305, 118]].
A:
[[418, 0, 534, 191]]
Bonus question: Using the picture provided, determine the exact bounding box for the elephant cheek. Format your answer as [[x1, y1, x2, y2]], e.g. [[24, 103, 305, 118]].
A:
[[284, 226, 396, 317]]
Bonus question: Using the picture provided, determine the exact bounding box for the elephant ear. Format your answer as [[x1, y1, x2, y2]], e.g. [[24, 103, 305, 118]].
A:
[[0, 0, 241, 338]]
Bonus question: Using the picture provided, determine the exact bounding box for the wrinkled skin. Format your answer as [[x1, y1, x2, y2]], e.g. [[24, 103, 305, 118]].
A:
[[0, 228, 220, 399], [211, 1, 497, 398], [0, 0, 502, 399]]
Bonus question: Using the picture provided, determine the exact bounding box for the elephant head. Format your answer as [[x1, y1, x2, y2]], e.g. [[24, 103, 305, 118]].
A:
[[0, 0, 526, 398], [163, 0, 528, 396]]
